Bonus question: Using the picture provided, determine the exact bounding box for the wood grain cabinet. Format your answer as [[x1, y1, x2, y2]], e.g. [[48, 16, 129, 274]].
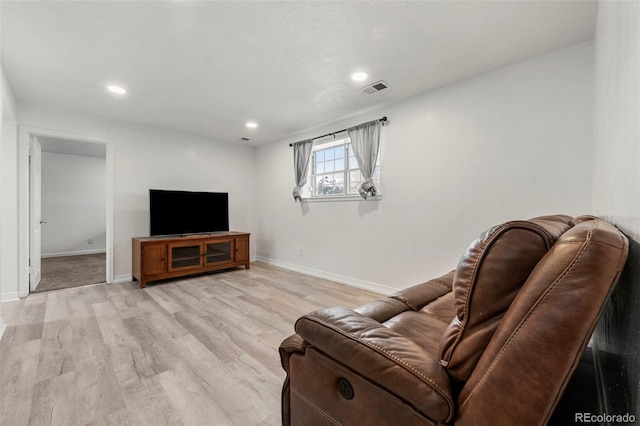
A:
[[132, 232, 250, 288]]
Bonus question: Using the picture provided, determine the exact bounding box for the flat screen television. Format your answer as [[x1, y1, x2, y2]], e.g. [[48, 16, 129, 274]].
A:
[[149, 189, 229, 236]]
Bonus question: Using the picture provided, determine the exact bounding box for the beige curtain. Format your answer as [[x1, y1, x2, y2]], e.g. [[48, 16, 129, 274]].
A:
[[347, 120, 381, 199], [292, 139, 313, 202]]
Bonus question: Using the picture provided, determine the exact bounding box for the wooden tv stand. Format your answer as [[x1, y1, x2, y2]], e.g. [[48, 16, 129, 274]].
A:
[[132, 231, 250, 288]]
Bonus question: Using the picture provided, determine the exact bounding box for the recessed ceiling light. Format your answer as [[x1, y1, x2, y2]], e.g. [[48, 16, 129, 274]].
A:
[[246, 122, 258, 128], [107, 85, 127, 95], [351, 72, 368, 82]]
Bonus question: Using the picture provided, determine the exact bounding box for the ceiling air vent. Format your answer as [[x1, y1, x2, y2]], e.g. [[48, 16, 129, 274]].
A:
[[361, 80, 389, 95]]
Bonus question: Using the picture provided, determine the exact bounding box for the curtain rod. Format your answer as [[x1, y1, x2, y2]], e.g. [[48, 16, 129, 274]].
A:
[[289, 116, 387, 147]]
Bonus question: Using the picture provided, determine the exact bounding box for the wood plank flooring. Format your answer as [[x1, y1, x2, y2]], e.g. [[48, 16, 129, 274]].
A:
[[0, 262, 382, 426]]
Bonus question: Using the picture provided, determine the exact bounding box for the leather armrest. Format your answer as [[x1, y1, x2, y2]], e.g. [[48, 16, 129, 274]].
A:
[[295, 307, 454, 423], [279, 333, 308, 426], [279, 333, 307, 373]]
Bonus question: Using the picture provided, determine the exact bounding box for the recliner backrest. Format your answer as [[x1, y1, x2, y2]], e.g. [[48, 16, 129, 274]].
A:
[[455, 216, 629, 425], [439, 215, 573, 382]]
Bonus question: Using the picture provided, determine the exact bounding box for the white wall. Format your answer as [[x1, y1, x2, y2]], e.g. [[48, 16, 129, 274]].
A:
[[591, 0, 640, 417], [0, 110, 17, 302], [0, 68, 4, 335], [1, 63, 18, 328], [13, 105, 257, 287], [256, 42, 594, 294], [593, 1, 640, 236], [41, 151, 106, 256]]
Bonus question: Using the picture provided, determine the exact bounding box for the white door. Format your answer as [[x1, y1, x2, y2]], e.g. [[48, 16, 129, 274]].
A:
[[29, 136, 43, 291]]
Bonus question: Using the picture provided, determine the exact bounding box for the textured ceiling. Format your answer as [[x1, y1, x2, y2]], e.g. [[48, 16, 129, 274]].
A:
[[1, 1, 597, 146]]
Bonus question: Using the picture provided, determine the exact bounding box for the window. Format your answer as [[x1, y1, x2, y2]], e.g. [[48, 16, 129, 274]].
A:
[[309, 136, 380, 198]]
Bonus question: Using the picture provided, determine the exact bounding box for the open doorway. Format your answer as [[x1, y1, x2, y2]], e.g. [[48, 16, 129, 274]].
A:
[[18, 126, 114, 297], [33, 136, 107, 292]]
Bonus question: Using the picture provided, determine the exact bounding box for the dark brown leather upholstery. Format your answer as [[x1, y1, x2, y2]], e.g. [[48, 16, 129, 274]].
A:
[[279, 215, 629, 425], [440, 215, 573, 382]]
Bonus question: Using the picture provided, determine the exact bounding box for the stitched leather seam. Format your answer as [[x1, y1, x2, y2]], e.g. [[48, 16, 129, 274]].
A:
[[459, 222, 594, 410], [546, 239, 621, 250], [404, 328, 440, 349], [291, 386, 342, 426], [555, 239, 624, 250], [302, 315, 454, 414], [592, 239, 626, 250]]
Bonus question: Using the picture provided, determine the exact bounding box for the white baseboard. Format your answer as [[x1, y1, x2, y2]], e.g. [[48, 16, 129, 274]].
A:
[[255, 256, 396, 296], [1, 291, 20, 302], [113, 274, 133, 284], [42, 249, 107, 258]]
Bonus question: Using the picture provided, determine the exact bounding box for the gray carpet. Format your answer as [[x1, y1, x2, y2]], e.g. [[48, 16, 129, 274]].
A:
[[35, 253, 106, 292]]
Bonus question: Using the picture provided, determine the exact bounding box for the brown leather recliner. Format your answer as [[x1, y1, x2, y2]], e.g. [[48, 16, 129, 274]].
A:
[[279, 215, 629, 425]]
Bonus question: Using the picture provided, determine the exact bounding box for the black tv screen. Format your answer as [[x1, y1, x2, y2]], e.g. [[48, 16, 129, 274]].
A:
[[149, 189, 229, 236]]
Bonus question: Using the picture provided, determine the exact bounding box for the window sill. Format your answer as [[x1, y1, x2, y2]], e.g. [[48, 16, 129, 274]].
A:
[[302, 194, 382, 203]]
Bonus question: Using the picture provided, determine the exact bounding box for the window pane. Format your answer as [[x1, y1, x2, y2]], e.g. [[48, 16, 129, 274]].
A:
[[312, 176, 321, 196], [316, 150, 324, 161], [325, 148, 334, 160], [349, 170, 362, 195], [349, 154, 358, 169], [316, 162, 325, 174], [335, 158, 344, 171], [335, 147, 344, 159], [316, 173, 344, 195], [324, 160, 335, 173]]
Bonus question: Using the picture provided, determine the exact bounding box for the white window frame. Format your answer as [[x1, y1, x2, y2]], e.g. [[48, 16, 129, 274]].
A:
[[306, 135, 381, 201]]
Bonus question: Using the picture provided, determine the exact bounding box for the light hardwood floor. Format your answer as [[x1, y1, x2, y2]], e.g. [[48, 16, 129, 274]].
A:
[[0, 262, 382, 426]]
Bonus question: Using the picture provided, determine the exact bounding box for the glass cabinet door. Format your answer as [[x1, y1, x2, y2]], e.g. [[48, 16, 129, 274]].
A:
[[168, 243, 203, 271], [203, 239, 233, 267]]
